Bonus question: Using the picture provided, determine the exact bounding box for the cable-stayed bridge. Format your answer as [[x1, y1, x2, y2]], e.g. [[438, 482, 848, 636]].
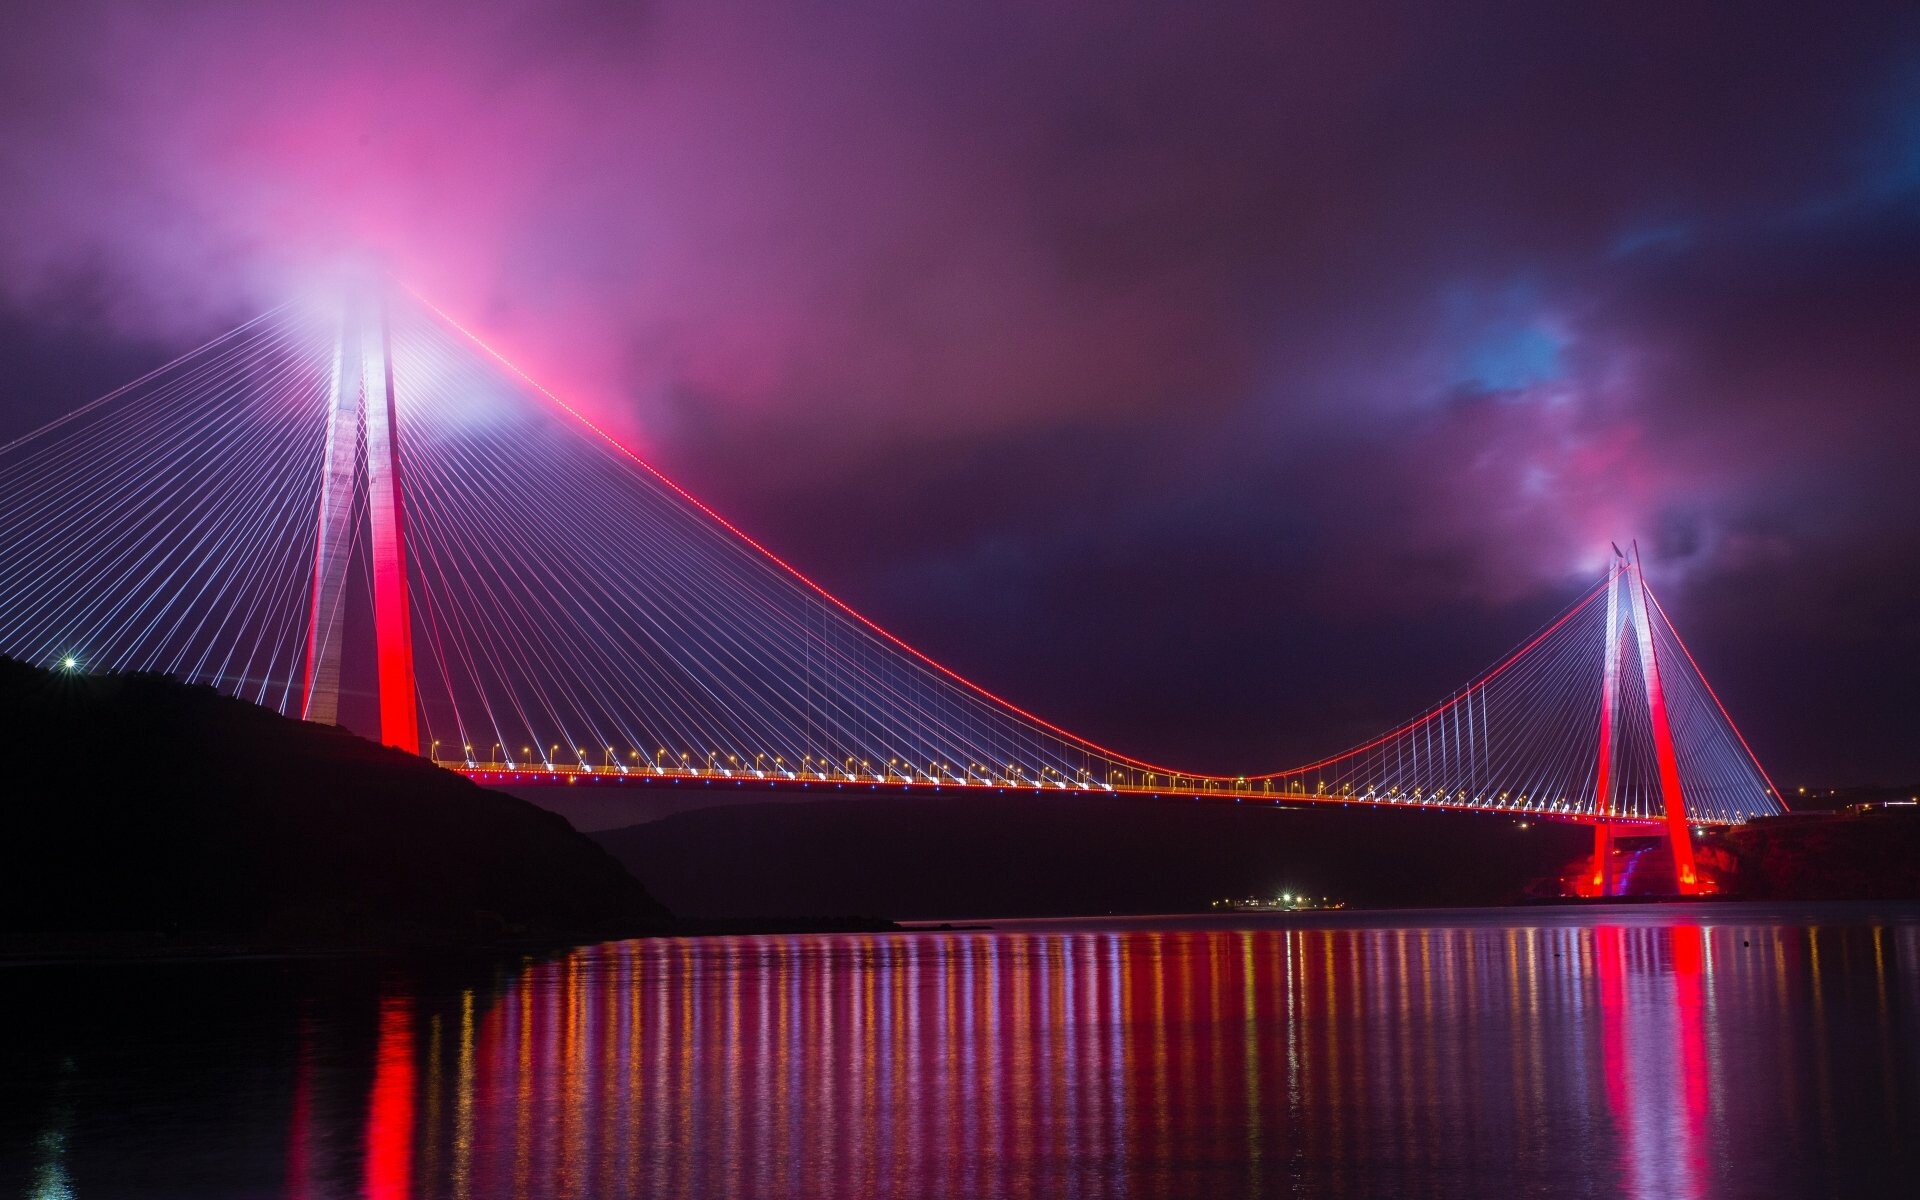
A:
[[0, 287, 1783, 894]]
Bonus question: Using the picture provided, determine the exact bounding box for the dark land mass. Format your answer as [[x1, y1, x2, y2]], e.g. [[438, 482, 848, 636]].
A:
[[8, 654, 1905, 949], [591, 789, 1920, 918], [1710, 807, 1920, 899], [0, 656, 672, 952], [587, 783, 1920, 913], [591, 792, 1596, 919]]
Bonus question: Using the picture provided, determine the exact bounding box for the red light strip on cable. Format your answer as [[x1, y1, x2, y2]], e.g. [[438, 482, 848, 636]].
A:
[[401, 280, 1614, 785]]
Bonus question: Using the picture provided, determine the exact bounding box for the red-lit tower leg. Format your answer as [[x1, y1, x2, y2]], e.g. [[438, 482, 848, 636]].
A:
[[360, 297, 420, 754], [1627, 552, 1698, 893], [1592, 561, 1624, 895], [301, 315, 357, 726], [299, 292, 421, 753]]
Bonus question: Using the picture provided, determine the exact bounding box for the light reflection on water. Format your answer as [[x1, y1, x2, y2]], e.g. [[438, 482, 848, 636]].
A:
[[5, 905, 1919, 1198]]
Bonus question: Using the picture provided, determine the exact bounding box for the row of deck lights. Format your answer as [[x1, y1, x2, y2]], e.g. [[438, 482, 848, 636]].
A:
[[435, 741, 1128, 790], [427, 741, 1581, 811]]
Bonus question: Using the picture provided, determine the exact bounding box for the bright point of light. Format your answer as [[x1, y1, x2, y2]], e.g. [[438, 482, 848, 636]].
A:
[[61, 656, 77, 671]]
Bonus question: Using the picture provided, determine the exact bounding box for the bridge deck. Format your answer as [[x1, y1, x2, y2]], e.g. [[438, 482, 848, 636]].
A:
[[438, 761, 1710, 827]]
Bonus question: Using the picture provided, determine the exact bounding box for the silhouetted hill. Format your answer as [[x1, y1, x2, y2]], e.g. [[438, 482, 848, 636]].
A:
[[0, 657, 669, 948], [1716, 807, 1920, 899], [592, 792, 1591, 919]]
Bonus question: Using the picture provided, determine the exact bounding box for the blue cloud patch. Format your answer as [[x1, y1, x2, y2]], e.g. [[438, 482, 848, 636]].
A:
[[1460, 324, 1565, 392]]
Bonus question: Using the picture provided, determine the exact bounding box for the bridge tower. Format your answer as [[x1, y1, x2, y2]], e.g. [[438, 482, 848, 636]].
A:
[[299, 292, 420, 754], [1591, 547, 1699, 895]]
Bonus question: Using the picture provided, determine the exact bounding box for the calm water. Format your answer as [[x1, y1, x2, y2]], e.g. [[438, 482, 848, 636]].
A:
[[3, 905, 1918, 1199]]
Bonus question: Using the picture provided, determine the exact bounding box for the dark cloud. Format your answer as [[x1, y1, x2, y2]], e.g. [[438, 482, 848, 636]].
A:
[[2, 1, 1916, 781]]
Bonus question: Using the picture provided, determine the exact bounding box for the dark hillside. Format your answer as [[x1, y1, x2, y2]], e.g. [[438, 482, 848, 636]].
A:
[[0, 657, 669, 947], [1716, 807, 1920, 899]]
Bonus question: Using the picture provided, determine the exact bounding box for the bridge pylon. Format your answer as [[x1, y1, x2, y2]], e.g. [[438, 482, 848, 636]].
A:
[[299, 290, 420, 753], [1591, 546, 1699, 895]]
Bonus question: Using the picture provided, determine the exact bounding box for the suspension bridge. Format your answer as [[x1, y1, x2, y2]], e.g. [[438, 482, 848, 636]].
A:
[[0, 287, 1784, 894]]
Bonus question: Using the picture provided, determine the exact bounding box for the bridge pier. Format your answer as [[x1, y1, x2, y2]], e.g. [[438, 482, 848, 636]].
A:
[[360, 299, 419, 755], [300, 315, 358, 730], [1588, 549, 1700, 896], [1625, 551, 1698, 893], [1592, 560, 1623, 896], [298, 291, 420, 754]]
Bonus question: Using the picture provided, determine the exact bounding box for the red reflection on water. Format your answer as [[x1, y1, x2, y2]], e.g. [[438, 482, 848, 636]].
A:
[[366, 995, 415, 1200], [1671, 924, 1711, 1195], [332, 923, 1765, 1198], [1596, 925, 1633, 1132], [1596, 923, 1711, 1200]]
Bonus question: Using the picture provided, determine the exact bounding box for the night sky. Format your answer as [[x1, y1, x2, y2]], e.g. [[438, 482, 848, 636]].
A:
[[2, 2, 1916, 785]]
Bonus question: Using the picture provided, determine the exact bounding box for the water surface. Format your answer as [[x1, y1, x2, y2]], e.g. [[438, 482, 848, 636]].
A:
[[4, 904, 1917, 1198]]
